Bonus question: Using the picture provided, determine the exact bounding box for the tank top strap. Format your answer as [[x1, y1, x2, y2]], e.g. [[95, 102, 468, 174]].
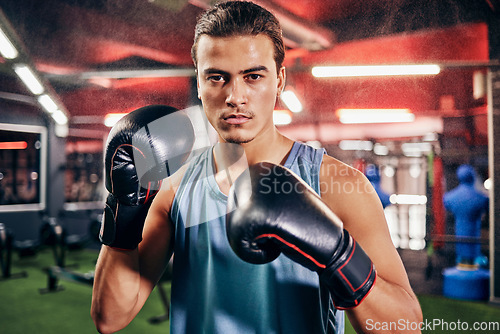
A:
[[283, 141, 326, 195]]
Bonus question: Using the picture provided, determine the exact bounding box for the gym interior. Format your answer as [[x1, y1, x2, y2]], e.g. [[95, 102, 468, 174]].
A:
[[1, 0, 500, 333]]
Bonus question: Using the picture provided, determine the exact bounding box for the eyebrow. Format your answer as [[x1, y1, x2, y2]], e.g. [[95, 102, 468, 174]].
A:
[[241, 66, 269, 74], [203, 65, 269, 76]]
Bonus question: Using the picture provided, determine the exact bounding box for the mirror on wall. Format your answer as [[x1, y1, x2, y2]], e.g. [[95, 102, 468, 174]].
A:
[[64, 138, 104, 210], [0, 123, 46, 211]]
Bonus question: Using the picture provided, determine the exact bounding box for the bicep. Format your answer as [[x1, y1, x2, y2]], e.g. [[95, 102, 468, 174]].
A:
[[344, 197, 410, 290], [322, 171, 412, 291]]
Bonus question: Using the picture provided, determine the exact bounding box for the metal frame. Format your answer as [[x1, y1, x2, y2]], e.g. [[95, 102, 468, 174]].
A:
[[488, 66, 500, 304]]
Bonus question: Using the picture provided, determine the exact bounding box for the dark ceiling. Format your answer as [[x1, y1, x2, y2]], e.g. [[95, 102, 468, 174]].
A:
[[0, 0, 498, 141]]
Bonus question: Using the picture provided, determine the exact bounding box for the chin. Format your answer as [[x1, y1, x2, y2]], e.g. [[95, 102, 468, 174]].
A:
[[218, 127, 255, 144], [223, 136, 253, 145]]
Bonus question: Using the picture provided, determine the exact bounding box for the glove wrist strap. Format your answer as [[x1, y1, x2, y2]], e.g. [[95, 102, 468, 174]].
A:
[[319, 232, 376, 309], [99, 194, 152, 250]]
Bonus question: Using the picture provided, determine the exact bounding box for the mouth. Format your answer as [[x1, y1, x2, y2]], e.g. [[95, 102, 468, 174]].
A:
[[222, 113, 252, 125]]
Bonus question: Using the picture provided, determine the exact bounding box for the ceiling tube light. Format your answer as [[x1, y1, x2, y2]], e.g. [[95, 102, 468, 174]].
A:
[[13, 64, 44, 95], [37, 94, 59, 114], [312, 64, 441, 78], [273, 109, 292, 125], [339, 140, 373, 151], [401, 142, 432, 157], [336, 108, 415, 124], [389, 194, 427, 205], [373, 143, 389, 156], [0, 27, 18, 59], [51, 109, 68, 125], [280, 90, 303, 113]]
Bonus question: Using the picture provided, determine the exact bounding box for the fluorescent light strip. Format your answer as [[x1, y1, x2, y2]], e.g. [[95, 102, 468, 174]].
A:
[[390, 194, 427, 205], [373, 143, 389, 156], [401, 142, 432, 153], [13, 64, 44, 95], [339, 140, 373, 151], [37, 94, 68, 125], [0, 27, 18, 59], [37, 94, 59, 114], [280, 90, 303, 113], [312, 64, 441, 78], [401, 142, 432, 157], [51, 109, 68, 125], [337, 108, 415, 124]]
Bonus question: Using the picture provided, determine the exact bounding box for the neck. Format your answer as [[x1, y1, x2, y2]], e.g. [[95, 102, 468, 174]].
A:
[[212, 127, 294, 194], [232, 126, 293, 165]]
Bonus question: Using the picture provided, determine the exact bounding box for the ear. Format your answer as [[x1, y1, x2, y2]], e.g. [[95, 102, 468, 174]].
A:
[[277, 66, 286, 97]]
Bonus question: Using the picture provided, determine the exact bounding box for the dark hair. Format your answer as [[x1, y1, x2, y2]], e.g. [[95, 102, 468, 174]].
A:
[[191, 1, 285, 73]]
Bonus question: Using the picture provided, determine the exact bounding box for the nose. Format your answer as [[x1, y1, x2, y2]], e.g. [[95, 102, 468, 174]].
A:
[[225, 77, 247, 107]]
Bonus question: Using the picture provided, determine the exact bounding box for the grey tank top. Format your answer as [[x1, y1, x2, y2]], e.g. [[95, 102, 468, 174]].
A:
[[169, 141, 344, 334]]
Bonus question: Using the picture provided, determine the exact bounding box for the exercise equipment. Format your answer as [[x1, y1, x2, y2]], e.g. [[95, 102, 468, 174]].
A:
[[37, 215, 173, 326], [441, 164, 490, 300], [40, 217, 67, 268], [39, 217, 94, 294], [40, 265, 94, 294], [443, 164, 488, 265], [443, 267, 490, 300], [57, 211, 101, 251], [13, 231, 40, 259], [425, 235, 489, 280], [0, 223, 27, 280], [12, 212, 71, 260]]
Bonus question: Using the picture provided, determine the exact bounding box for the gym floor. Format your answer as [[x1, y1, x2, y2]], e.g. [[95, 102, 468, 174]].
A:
[[1, 247, 500, 334], [0, 247, 171, 334]]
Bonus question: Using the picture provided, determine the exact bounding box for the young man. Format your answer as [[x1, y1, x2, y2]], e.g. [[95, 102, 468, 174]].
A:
[[91, 1, 423, 333]]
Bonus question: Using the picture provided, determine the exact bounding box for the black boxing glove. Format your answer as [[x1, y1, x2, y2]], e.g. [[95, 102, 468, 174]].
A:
[[100, 105, 194, 250], [226, 162, 376, 309]]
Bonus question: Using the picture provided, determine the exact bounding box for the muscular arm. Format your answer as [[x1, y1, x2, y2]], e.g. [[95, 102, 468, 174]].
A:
[[91, 182, 176, 334], [320, 156, 423, 333]]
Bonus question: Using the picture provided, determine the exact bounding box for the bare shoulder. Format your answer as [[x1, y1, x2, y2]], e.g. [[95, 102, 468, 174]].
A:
[[319, 154, 384, 235], [320, 154, 363, 183], [319, 155, 377, 207]]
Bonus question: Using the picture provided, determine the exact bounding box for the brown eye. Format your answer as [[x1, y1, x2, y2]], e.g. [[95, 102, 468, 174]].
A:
[[246, 74, 262, 81], [208, 75, 224, 83]]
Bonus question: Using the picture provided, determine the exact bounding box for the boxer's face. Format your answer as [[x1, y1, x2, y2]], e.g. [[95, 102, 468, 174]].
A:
[[196, 34, 285, 144]]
